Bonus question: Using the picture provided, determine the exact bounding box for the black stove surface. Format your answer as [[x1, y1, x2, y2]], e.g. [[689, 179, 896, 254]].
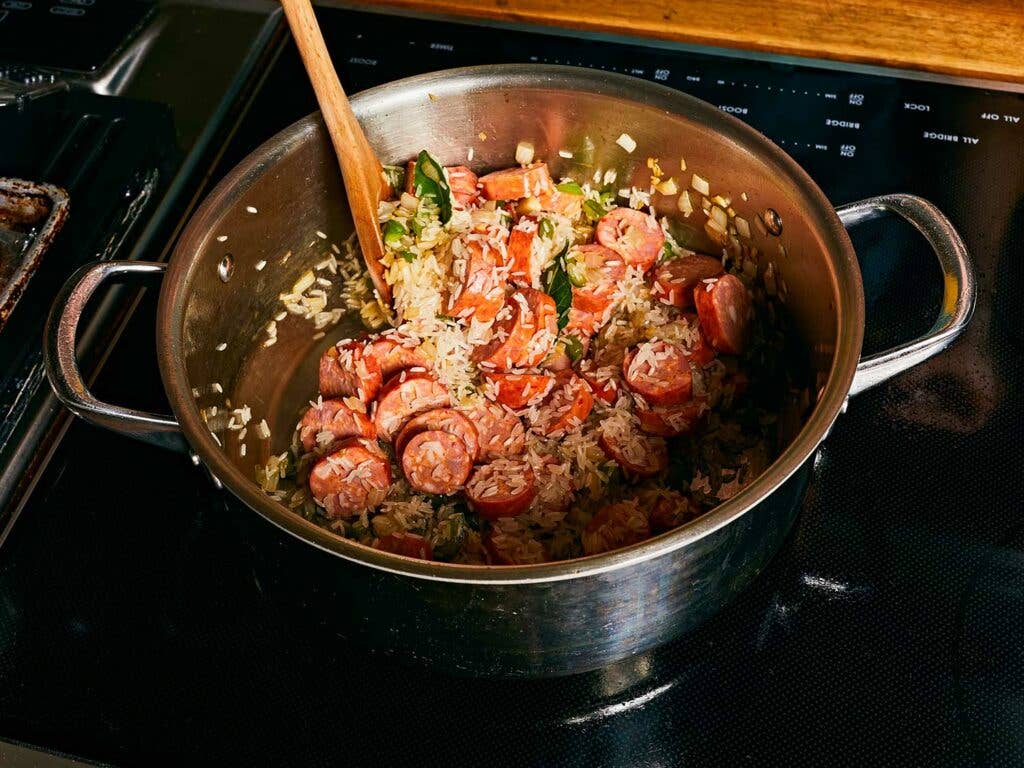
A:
[[2, 6, 1023, 767]]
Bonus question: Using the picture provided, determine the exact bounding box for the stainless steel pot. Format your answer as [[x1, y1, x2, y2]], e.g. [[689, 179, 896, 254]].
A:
[[44, 66, 975, 676]]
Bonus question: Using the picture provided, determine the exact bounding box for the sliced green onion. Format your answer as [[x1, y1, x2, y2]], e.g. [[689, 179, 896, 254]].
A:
[[563, 335, 584, 362], [582, 199, 605, 222], [566, 255, 587, 287], [555, 181, 583, 196], [399, 250, 417, 263], [383, 219, 407, 246], [538, 218, 555, 239]]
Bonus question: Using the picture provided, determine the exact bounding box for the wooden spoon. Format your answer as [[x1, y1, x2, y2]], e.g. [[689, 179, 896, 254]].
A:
[[280, 0, 392, 307]]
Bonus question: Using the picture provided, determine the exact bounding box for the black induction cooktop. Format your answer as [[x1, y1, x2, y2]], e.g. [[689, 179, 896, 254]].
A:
[[1, 5, 1022, 767]]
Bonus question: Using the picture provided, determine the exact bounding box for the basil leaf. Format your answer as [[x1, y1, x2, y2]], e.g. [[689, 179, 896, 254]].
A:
[[544, 244, 572, 330], [413, 150, 452, 224], [382, 219, 407, 246], [582, 199, 606, 222], [563, 335, 584, 362], [382, 164, 406, 195], [555, 181, 583, 196]]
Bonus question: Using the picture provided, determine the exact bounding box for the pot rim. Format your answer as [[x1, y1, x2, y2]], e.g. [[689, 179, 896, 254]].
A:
[[157, 64, 864, 585]]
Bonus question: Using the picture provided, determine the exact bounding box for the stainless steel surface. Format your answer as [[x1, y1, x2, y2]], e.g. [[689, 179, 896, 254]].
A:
[[46, 64, 973, 675], [836, 194, 976, 396], [43, 261, 187, 453]]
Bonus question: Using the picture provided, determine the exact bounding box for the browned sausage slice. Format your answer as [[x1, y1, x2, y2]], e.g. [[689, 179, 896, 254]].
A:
[[299, 398, 375, 452], [483, 528, 548, 565], [446, 235, 506, 323], [318, 341, 383, 403], [506, 215, 539, 287], [445, 165, 479, 208], [401, 430, 472, 495], [651, 253, 724, 308], [595, 207, 665, 273], [598, 420, 668, 478], [374, 532, 433, 560], [472, 288, 557, 371], [373, 371, 451, 441], [530, 372, 594, 437], [578, 361, 623, 406], [394, 408, 479, 462], [622, 340, 693, 406], [581, 500, 651, 555], [364, 333, 431, 379], [458, 401, 526, 461], [309, 437, 391, 519], [465, 459, 536, 519], [693, 273, 751, 354], [478, 163, 553, 201], [642, 489, 698, 534], [482, 372, 557, 409], [634, 399, 709, 437]]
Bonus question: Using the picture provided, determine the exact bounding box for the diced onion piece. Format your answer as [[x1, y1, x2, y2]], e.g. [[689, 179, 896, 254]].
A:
[[616, 133, 637, 153], [701, 196, 711, 213], [515, 140, 535, 165], [519, 196, 542, 214], [691, 173, 710, 196], [679, 157, 687, 171], [677, 189, 693, 216], [655, 177, 678, 195], [741, 192, 749, 201], [712, 194, 732, 209], [708, 205, 728, 233], [734, 215, 751, 238]]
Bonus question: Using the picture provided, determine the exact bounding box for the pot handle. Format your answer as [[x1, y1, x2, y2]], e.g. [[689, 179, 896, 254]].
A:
[[44, 260, 189, 453], [836, 193, 976, 397]]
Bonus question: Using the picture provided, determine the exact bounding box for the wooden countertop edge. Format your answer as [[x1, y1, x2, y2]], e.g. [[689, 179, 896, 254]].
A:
[[370, 0, 1024, 85]]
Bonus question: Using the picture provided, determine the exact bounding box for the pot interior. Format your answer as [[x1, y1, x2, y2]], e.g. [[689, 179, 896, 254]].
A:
[[160, 66, 860, 577]]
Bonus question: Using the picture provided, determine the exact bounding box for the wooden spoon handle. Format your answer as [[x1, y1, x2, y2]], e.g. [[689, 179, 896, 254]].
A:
[[280, 0, 392, 306]]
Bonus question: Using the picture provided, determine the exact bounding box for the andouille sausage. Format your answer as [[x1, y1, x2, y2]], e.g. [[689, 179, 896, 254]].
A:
[[595, 206, 665, 273], [483, 528, 548, 565], [373, 370, 451, 441], [478, 163, 553, 201], [536, 187, 583, 218], [643, 489, 698, 534], [622, 340, 693, 406], [374, 532, 433, 561], [634, 399, 709, 437], [530, 373, 594, 437], [364, 333, 431, 379], [309, 437, 392, 519], [597, 424, 668, 478], [506, 215, 539, 287], [472, 288, 557, 371], [578, 361, 623, 406], [693, 273, 752, 354], [458, 400, 526, 461], [446, 235, 506, 323], [394, 408, 479, 462], [483, 372, 556, 409], [298, 398, 375, 452], [400, 430, 472, 495], [318, 341, 383, 403], [445, 165, 479, 208], [568, 244, 627, 315], [651, 253, 724, 308], [581, 500, 651, 556], [465, 459, 536, 519]]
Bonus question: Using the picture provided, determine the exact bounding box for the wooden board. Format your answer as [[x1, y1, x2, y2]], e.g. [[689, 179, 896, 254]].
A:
[[373, 0, 1024, 84]]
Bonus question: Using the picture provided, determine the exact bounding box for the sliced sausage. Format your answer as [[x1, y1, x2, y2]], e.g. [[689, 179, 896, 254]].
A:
[[651, 253, 724, 308], [478, 163, 553, 201], [318, 341, 383, 403], [693, 273, 752, 354], [309, 437, 391, 519], [598, 422, 668, 478], [635, 399, 709, 437], [483, 372, 556, 409], [568, 244, 627, 316], [531, 373, 594, 437], [401, 430, 472, 495], [682, 320, 717, 366], [582, 500, 651, 556], [373, 370, 451, 441], [394, 408, 479, 462], [578, 361, 623, 406], [374, 532, 433, 561], [458, 400, 526, 460], [299, 398, 375, 452], [536, 187, 583, 217], [643, 489, 698, 534], [472, 288, 557, 371], [622, 340, 693, 406], [446, 235, 506, 323], [465, 459, 536, 519], [445, 165, 479, 208], [364, 333, 430, 379], [595, 207, 665, 273], [483, 528, 548, 565], [506, 215, 539, 287]]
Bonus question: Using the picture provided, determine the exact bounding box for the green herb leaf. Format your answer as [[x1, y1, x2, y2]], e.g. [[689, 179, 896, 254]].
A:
[[563, 335, 584, 362], [555, 181, 584, 196], [544, 244, 573, 330], [382, 219, 407, 246], [399, 250, 417, 263], [660, 240, 675, 263], [538, 217, 555, 239], [413, 150, 452, 224], [565, 253, 587, 287], [582, 199, 606, 222], [382, 164, 406, 194]]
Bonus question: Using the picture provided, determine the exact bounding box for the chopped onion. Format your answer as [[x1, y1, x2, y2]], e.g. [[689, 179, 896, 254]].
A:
[[677, 190, 693, 216], [679, 157, 687, 171], [741, 191, 748, 202], [734, 216, 751, 238], [616, 133, 637, 153], [712, 194, 732, 209], [655, 177, 678, 195], [708, 205, 728, 232], [515, 141, 535, 165], [519, 196, 542, 214], [691, 173, 710, 196]]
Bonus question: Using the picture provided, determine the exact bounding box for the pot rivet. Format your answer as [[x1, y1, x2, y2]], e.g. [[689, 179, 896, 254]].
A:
[[762, 208, 783, 236], [217, 254, 234, 283]]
